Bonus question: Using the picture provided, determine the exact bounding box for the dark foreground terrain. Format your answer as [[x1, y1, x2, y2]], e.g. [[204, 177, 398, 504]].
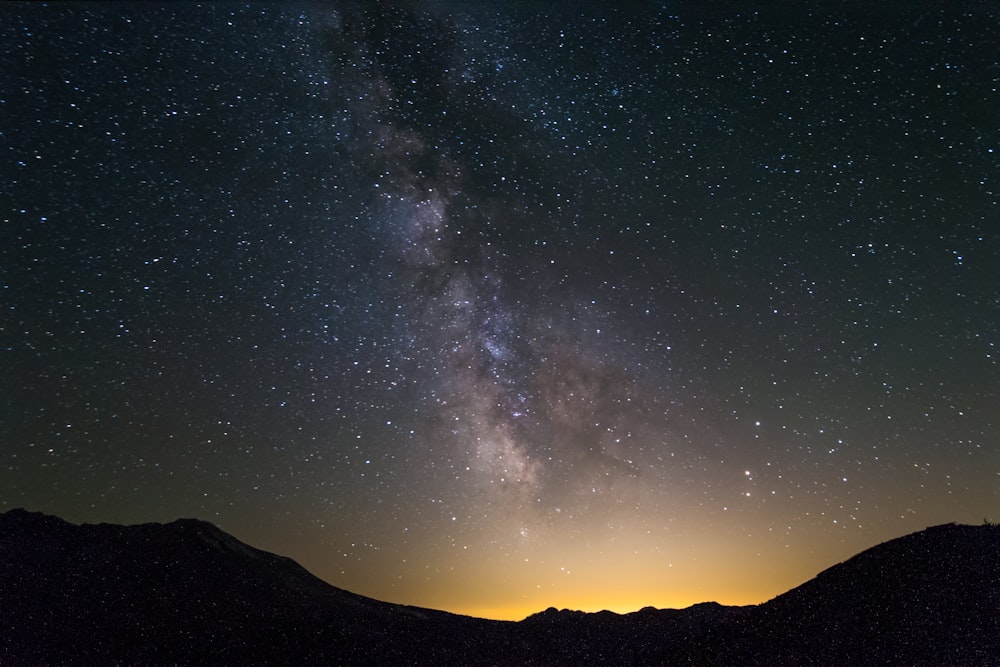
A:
[[1, 509, 997, 665]]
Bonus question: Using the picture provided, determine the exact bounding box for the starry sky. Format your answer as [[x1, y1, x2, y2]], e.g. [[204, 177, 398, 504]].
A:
[[2, 1, 998, 620]]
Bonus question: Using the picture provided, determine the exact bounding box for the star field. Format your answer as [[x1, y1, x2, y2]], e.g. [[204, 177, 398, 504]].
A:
[[2, 2, 998, 619]]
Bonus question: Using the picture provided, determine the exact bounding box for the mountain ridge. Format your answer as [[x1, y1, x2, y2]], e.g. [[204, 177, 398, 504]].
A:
[[2, 508, 997, 665]]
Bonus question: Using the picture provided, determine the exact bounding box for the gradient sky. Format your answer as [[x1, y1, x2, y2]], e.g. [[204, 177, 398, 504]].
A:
[[2, 1, 998, 620]]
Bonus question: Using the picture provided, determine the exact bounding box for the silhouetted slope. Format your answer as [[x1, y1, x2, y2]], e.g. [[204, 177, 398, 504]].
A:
[[0, 509, 509, 665], [508, 524, 1000, 666], [2, 509, 997, 666], [741, 522, 1000, 666]]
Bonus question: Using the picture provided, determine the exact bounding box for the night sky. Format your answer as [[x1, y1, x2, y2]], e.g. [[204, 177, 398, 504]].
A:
[[3, 1, 998, 620]]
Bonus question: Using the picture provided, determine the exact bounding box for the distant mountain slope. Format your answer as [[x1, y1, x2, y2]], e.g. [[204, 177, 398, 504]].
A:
[[2, 509, 997, 666]]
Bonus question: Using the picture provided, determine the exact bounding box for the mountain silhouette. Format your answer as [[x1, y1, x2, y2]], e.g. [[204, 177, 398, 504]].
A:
[[2, 509, 997, 665]]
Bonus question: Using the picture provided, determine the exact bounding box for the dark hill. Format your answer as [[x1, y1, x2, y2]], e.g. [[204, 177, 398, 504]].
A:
[[746, 522, 1000, 665], [1, 509, 997, 666], [0, 508, 509, 665]]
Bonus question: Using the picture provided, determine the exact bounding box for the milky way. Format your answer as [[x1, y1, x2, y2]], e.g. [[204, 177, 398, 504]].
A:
[[2, 1, 998, 619], [335, 11, 676, 530]]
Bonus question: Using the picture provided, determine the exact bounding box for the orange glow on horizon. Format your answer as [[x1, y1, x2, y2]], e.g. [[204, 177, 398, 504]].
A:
[[283, 511, 886, 623], [380, 563, 817, 620], [255, 502, 983, 624], [445, 589, 770, 622], [405, 534, 826, 620]]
